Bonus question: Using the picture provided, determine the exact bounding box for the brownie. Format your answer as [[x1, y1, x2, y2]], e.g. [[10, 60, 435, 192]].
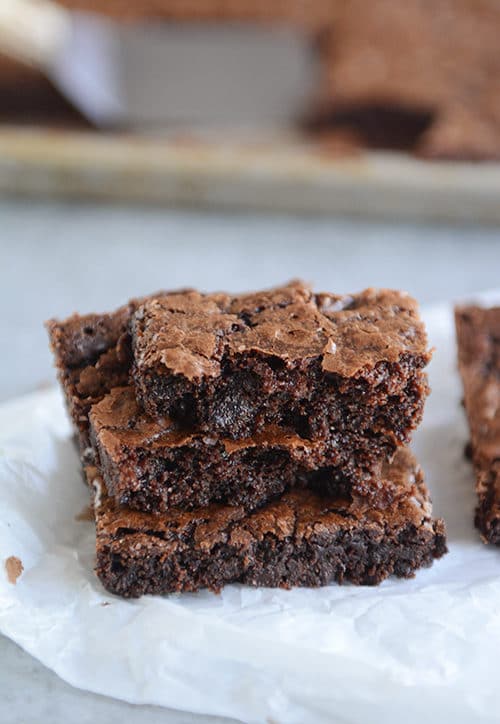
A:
[[318, 0, 500, 160], [131, 281, 431, 444], [455, 304, 500, 544], [86, 447, 447, 598], [46, 291, 177, 455], [89, 386, 408, 513]]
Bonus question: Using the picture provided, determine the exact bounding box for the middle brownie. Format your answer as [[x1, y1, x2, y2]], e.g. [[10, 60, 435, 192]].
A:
[[90, 386, 402, 513]]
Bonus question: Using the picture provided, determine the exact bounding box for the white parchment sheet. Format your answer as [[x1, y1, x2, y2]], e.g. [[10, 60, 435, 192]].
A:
[[2, 296, 500, 724]]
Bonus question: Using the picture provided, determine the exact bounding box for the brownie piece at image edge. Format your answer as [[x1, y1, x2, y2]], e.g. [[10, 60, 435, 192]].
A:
[[131, 281, 431, 442], [89, 386, 407, 514], [85, 447, 446, 598], [455, 304, 500, 543]]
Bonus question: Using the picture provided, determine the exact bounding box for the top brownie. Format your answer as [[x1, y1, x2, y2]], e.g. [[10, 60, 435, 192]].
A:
[[131, 281, 431, 440]]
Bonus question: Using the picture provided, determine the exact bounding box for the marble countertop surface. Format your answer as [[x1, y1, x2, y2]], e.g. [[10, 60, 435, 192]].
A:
[[1, 198, 499, 724]]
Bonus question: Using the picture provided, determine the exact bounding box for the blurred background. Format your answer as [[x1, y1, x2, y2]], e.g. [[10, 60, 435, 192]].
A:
[[0, 0, 500, 216], [1, 1, 500, 723]]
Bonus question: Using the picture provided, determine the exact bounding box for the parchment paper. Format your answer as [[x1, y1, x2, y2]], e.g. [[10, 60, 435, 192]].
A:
[[2, 296, 500, 724]]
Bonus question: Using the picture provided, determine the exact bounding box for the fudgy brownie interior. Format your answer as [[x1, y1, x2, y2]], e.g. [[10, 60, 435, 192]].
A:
[[90, 386, 408, 513]]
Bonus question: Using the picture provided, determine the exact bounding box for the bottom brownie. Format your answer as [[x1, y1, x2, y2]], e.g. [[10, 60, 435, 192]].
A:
[[86, 448, 446, 598]]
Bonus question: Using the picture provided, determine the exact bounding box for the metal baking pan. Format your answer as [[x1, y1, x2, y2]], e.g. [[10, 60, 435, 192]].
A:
[[0, 125, 499, 222]]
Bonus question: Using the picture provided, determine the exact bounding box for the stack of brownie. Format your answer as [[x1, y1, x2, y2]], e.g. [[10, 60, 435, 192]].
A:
[[47, 281, 446, 598]]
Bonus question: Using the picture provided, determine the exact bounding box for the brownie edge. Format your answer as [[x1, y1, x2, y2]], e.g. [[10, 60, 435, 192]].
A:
[[455, 304, 500, 544], [45, 289, 178, 453]]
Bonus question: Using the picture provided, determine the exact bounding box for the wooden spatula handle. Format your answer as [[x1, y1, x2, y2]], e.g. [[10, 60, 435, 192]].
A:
[[0, 0, 70, 68]]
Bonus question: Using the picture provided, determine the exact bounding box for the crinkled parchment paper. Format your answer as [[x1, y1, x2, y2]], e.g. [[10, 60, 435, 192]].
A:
[[2, 297, 500, 724]]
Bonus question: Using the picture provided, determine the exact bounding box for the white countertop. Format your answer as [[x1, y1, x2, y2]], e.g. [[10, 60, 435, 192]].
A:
[[1, 198, 499, 724]]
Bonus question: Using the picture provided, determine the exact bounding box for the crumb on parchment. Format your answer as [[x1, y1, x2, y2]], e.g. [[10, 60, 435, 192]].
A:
[[5, 556, 23, 584]]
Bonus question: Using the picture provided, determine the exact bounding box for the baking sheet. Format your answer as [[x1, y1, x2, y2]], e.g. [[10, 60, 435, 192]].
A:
[[1, 126, 500, 222], [1, 294, 500, 723]]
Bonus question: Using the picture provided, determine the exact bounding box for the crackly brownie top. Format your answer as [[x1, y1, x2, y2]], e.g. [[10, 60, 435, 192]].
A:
[[131, 280, 429, 381], [46, 305, 131, 371], [45, 290, 185, 404], [45, 290, 178, 371], [90, 385, 321, 455], [456, 304, 500, 469], [89, 447, 435, 549]]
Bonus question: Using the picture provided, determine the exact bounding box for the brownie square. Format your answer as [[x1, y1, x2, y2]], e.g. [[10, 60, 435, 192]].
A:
[[130, 281, 431, 443], [46, 290, 177, 455], [46, 304, 133, 456], [89, 386, 405, 513], [86, 447, 446, 598], [455, 304, 500, 543]]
